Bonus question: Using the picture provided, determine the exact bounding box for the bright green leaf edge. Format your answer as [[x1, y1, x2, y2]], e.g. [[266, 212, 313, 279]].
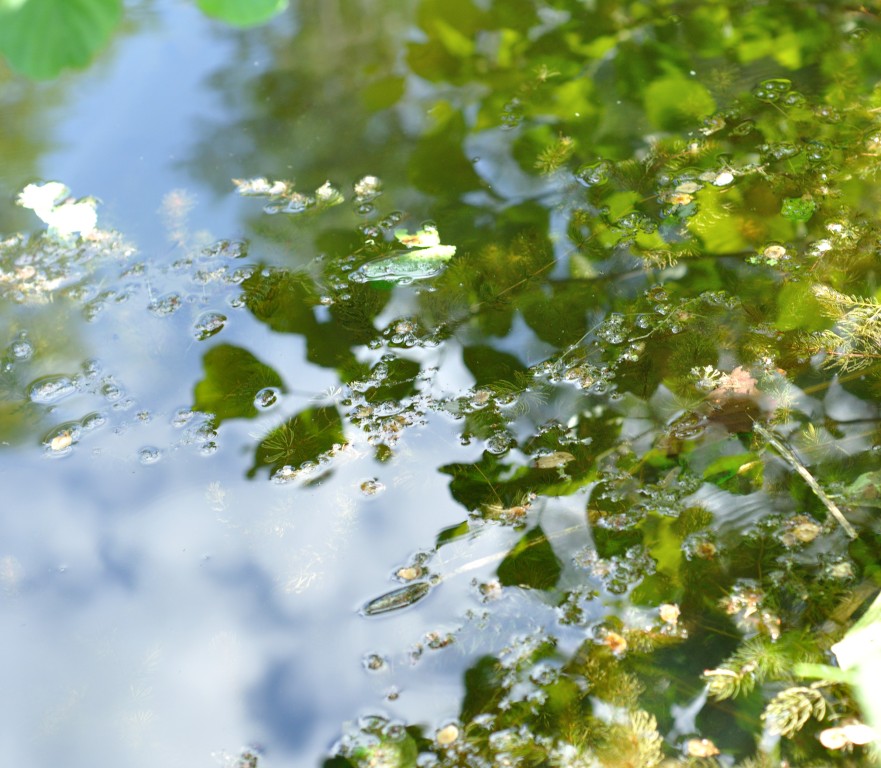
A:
[[196, 0, 288, 27]]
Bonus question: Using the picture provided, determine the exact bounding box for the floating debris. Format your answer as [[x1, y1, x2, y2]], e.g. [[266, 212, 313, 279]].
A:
[[355, 246, 456, 283], [360, 478, 385, 496], [49, 431, 73, 452], [362, 581, 431, 616], [686, 738, 720, 757], [395, 566, 422, 581], [354, 224, 456, 283], [659, 603, 680, 626], [436, 724, 459, 746], [534, 451, 575, 469]]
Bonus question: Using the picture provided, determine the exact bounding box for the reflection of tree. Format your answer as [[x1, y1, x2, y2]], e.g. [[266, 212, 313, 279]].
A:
[[188, 0, 422, 193], [181, 1, 881, 762]]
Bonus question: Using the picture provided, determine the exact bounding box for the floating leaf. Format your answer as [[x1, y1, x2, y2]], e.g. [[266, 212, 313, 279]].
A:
[[395, 225, 441, 249]]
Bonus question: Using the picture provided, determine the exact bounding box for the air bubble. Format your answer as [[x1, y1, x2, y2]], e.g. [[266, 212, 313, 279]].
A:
[[254, 387, 279, 409], [354, 175, 382, 202], [761, 142, 800, 160], [102, 380, 123, 401], [378, 211, 404, 229], [29, 375, 76, 404], [81, 412, 106, 431], [283, 195, 314, 214], [171, 408, 194, 427], [500, 98, 525, 128], [753, 78, 791, 102], [9, 337, 33, 360], [194, 311, 227, 340], [203, 239, 248, 259], [805, 141, 830, 163], [485, 432, 514, 455], [575, 160, 611, 187], [148, 294, 182, 317], [138, 447, 162, 465], [730, 119, 754, 136], [700, 114, 726, 135]]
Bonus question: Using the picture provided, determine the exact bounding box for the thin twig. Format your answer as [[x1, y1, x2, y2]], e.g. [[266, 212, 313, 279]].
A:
[[754, 423, 858, 539]]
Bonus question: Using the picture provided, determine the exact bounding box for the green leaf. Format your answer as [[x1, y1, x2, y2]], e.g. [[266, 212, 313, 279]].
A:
[[462, 345, 527, 388], [497, 526, 562, 590], [193, 344, 285, 425], [436, 520, 470, 546], [196, 0, 287, 27], [644, 74, 716, 131], [0, 0, 122, 79], [249, 406, 344, 478]]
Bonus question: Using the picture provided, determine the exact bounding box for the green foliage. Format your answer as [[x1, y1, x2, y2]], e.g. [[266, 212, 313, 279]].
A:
[[196, 0, 287, 27], [249, 406, 344, 478], [0, 0, 122, 79], [0, 0, 288, 78], [806, 286, 881, 372], [9, 0, 881, 764], [192, 344, 284, 424], [762, 684, 828, 738], [496, 525, 562, 590]]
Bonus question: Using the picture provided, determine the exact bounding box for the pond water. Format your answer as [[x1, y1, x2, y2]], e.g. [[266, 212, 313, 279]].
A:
[[4, 1, 881, 766]]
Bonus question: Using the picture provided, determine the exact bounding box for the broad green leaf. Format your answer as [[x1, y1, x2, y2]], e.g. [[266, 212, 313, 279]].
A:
[[196, 0, 287, 27], [0, 0, 28, 12], [0, 0, 122, 79], [249, 406, 344, 478], [193, 344, 284, 424], [644, 74, 716, 131], [462, 345, 526, 388], [497, 526, 562, 590]]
